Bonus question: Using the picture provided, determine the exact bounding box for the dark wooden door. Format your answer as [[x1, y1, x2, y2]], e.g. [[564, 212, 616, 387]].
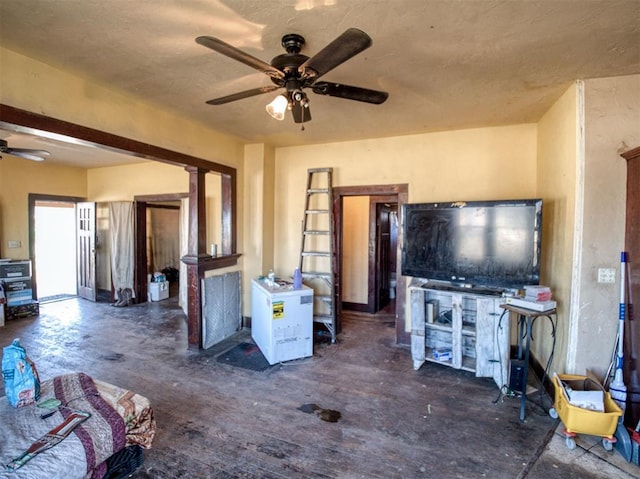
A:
[[76, 202, 96, 301], [375, 204, 392, 311]]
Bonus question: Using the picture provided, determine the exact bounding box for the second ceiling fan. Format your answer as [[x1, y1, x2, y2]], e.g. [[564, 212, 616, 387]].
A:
[[196, 28, 388, 124]]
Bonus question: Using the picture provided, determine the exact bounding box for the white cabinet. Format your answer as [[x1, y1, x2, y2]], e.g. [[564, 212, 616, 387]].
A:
[[410, 284, 509, 390]]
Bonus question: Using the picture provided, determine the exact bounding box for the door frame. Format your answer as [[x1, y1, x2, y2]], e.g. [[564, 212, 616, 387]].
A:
[[333, 184, 409, 345], [28, 193, 85, 300], [370, 197, 397, 313], [134, 193, 188, 302]]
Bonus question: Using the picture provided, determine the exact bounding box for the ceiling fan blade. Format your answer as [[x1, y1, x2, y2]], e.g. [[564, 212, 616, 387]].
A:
[[299, 28, 372, 80], [6, 147, 51, 156], [196, 36, 284, 81], [311, 81, 388, 104], [206, 85, 281, 105], [0, 140, 50, 161], [7, 150, 49, 161]]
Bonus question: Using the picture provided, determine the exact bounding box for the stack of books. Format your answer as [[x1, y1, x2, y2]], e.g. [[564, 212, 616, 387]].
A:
[[505, 285, 557, 312], [524, 285, 552, 302]]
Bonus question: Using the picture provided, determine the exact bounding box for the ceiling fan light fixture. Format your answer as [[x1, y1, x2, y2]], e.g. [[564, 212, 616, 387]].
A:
[[266, 94, 289, 121]]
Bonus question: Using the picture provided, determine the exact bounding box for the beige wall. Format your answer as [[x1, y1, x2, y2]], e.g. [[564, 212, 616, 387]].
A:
[[342, 196, 370, 304], [0, 156, 87, 259], [0, 48, 244, 168], [536, 82, 579, 375], [535, 75, 640, 378], [242, 143, 276, 315], [572, 75, 640, 378]]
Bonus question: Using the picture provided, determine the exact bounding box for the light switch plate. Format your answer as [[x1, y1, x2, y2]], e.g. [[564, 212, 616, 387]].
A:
[[598, 268, 616, 283]]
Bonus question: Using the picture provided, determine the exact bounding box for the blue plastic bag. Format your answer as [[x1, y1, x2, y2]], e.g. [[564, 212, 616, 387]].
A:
[[2, 338, 40, 408]]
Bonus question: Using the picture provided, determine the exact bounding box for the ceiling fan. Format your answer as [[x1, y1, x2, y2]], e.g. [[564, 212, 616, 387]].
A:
[[0, 139, 50, 162], [195, 28, 388, 124]]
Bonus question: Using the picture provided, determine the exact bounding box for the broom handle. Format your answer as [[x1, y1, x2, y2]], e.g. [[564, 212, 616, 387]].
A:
[[618, 252, 627, 369]]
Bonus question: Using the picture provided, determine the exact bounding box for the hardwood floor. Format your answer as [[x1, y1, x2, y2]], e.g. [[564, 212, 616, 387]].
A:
[[0, 297, 635, 478]]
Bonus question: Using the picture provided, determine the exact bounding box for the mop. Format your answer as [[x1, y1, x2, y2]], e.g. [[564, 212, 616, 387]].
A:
[[612, 251, 632, 461]]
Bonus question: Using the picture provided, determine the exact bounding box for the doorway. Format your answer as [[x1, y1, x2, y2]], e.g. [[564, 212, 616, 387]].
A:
[[333, 184, 409, 345], [372, 198, 398, 313], [134, 193, 188, 305], [28, 194, 85, 302], [34, 201, 76, 300]]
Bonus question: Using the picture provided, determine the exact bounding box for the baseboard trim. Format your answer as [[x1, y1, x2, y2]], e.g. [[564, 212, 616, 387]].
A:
[[342, 302, 369, 312]]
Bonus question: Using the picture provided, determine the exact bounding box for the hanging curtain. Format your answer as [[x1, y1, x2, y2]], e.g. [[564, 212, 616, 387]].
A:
[[179, 197, 189, 315], [109, 201, 135, 298]]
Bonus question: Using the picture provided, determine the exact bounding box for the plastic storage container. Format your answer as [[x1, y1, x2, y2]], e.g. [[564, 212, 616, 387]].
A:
[[549, 373, 622, 450], [148, 281, 169, 301]]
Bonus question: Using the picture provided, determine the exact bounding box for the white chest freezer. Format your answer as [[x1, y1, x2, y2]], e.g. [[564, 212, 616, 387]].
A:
[[251, 278, 313, 365]]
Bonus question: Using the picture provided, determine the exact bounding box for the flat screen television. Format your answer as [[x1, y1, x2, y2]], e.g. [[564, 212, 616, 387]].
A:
[[401, 199, 542, 291]]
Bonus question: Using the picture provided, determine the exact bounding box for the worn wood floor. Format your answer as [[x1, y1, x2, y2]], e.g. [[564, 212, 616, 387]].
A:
[[0, 295, 636, 478]]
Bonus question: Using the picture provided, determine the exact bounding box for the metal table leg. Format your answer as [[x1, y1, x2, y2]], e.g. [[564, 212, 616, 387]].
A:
[[520, 316, 533, 422]]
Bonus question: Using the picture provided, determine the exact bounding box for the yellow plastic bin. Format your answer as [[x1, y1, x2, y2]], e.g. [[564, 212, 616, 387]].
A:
[[549, 374, 622, 450]]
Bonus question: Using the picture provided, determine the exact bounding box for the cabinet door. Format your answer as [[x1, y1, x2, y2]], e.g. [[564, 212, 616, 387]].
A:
[[410, 288, 426, 370], [450, 293, 463, 369], [475, 299, 509, 389]]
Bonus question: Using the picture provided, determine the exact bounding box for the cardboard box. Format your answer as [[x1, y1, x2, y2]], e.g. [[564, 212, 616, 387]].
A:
[[6, 301, 39, 320], [3, 278, 32, 292], [6, 291, 34, 306], [3, 278, 33, 306], [0, 260, 31, 279]]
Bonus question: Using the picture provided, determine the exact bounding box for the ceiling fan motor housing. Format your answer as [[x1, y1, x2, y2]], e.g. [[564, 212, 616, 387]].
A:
[[281, 33, 305, 53]]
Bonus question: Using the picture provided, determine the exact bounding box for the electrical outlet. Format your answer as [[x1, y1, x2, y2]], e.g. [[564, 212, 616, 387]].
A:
[[598, 268, 616, 283], [7, 240, 21, 249]]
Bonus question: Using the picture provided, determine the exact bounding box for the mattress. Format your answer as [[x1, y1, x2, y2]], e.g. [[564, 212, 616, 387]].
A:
[[0, 372, 155, 478]]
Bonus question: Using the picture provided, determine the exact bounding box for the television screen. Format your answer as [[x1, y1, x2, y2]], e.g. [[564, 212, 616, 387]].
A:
[[401, 199, 542, 290]]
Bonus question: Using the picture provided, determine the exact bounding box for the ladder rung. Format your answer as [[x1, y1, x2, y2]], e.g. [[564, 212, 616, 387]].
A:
[[301, 272, 332, 279], [308, 167, 332, 173], [304, 230, 329, 235], [301, 251, 331, 257], [315, 294, 333, 303], [313, 315, 334, 324], [305, 209, 329, 214], [307, 188, 329, 194]]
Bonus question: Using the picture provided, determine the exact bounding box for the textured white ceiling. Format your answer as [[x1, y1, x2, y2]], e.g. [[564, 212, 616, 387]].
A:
[[0, 0, 639, 165]]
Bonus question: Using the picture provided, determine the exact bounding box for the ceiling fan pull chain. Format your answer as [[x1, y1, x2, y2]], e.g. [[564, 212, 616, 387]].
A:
[[301, 102, 306, 130]]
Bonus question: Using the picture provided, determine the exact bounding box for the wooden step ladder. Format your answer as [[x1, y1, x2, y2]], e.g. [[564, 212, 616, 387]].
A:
[[299, 168, 336, 343]]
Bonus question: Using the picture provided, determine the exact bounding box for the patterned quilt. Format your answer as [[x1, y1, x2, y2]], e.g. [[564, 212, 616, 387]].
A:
[[0, 373, 155, 479]]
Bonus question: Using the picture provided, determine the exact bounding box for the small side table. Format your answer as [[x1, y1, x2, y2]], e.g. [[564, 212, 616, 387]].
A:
[[499, 304, 557, 422]]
